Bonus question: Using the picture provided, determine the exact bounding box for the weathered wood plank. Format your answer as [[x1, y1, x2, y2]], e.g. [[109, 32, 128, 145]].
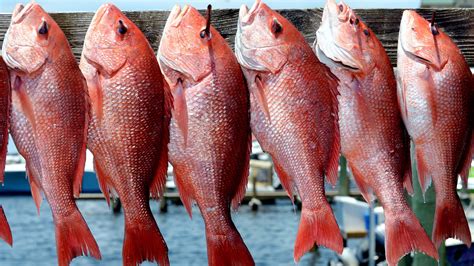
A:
[[1, 8, 474, 66]]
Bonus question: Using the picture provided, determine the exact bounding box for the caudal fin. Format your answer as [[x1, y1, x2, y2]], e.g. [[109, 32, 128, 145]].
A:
[[55, 209, 101, 266], [294, 206, 343, 262], [0, 206, 12, 246], [123, 219, 169, 266], [432, 196, 471, 248], [385, 210, 438, 265], [206, 226, 254, 266]]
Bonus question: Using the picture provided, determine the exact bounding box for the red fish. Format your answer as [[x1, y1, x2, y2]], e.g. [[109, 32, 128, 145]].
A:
[[235, 0, 342, 261], [80, 4, 170, 266], [398, 10, 473, 248], [0, 57, 12, 246], [158, 5, 253, 266], [2, 3, 100, 265], [315, 1, 439, 264]]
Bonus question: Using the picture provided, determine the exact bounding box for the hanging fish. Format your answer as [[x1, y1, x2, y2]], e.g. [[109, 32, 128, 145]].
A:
[[2, 3, 100, 265], [315, 1, 439, 264], [158, 4, 254, 266], [236, 0, 342, 261], [80, 4, 170, 266], [398, 10, 473, 248]]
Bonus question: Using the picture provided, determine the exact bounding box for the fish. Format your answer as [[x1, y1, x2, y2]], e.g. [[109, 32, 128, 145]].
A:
[[158, 4, 254, 266], [80, 4, 170, 266], [1, 3, 101, 265], [397, 10, 473, 248], [0, 57, 12, 247], [235, 0, 342, 261], [315, 1, 440, 265]]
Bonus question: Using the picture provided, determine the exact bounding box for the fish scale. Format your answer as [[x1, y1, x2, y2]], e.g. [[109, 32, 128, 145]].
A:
[[80, 4, 170, 266], [397, 10, 473, 249], [0, 57, 12, 247], [235, 0, 342, 261], [2, 3, 101, 265], [315, 1, 439, 265], [158, 4, 253, 266]]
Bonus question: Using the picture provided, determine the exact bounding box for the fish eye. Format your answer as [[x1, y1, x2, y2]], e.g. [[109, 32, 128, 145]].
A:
[[338, 4, 343, 12], [118, 20, 127, 35], [363, 29, 370, 36], [200, 30, 206, 39], [38, 20, 48, 35], [271, 18, 283, 35]]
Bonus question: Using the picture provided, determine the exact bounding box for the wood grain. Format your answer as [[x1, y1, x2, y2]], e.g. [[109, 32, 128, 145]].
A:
[[1, 8, 474, 66]]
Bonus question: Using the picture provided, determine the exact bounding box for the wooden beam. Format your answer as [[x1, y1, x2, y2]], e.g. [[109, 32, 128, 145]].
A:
[[1, 8, 474, 65]]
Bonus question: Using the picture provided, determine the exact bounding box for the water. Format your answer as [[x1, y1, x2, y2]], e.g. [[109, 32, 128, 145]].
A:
[[0, 197, 338, 266]]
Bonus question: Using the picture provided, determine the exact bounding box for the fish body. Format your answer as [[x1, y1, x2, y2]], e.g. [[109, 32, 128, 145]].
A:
[[80, 4, 170, 266], [158, 5, 253, 266], [2, 3, 100, 265], [397, 10, 473, 248], [0, 57, 12, 246], [315, 1, 439, 265], [235, 0, 342, 261]]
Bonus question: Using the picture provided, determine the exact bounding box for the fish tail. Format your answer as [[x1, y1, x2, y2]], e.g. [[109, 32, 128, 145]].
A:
[[123, 217, 169, 266], [0, 206, 12, 246], [205, 223, 254, 266], [384, 209, 438, 265], [55, 208, 101, 266], [433, 194, 471, 248], [294, 205, 343, 262]]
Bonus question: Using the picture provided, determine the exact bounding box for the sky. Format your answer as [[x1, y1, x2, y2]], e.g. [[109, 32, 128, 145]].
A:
[[0, 0, 422, 13]]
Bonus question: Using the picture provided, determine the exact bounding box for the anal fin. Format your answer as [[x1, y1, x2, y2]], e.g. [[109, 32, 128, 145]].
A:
[[94, 160, 113, 206], [26, 165, 42, 214], [231, 130, 252, 211]]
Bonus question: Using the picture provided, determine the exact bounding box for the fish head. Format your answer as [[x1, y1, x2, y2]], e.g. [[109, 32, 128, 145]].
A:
[[235, 0, 304, 74], [2, 3, 64, 74], [399, 10, 449, 71], [315, 0, 380, 73], [82, 4, 146, 77], [158, 5, 226, 86]]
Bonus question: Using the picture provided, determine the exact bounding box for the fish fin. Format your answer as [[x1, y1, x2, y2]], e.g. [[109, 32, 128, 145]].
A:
[[457, 130, 474, 188], [55, 208, 101, 266], [252, 76, 271, 121], [384, 209, 438, 265], [294, 205, 343, 261], [171, 80, 188, 146], [325, 73, 340, 186], [123, 216, 169, 266], [349, 164, 373, 203], [12, 77, 36, 131], [173, 169, 194, 217], [25, 165, 42, 214], [205, 223, 254, 266], [0, 82, 10, 183], [150, 81, 173, 199], [432, 195, 471, 248], [72, 136, 87, 198], [231, 130, 252, 211], [87, 72, 103, 121], [415, 147, 432, 194], [93, 160, 111, 206], [273, 159, 294, 200], [401, 124, 414, 195], [0, 206, 12, 246]]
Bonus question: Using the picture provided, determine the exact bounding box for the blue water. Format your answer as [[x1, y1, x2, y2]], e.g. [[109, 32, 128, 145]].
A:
[[0, 197, 337, 265]]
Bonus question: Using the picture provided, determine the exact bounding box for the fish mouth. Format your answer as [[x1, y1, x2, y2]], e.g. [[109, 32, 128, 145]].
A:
[[169, 4, 190, 27], [11, 2, 41, 24], [239, 0, 261, 24], [315, 44, 359, 71]]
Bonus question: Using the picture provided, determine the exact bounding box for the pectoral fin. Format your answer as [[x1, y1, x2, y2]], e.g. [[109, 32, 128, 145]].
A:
[[253, 76, 271, 121], [171, 80, 188, 146]]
